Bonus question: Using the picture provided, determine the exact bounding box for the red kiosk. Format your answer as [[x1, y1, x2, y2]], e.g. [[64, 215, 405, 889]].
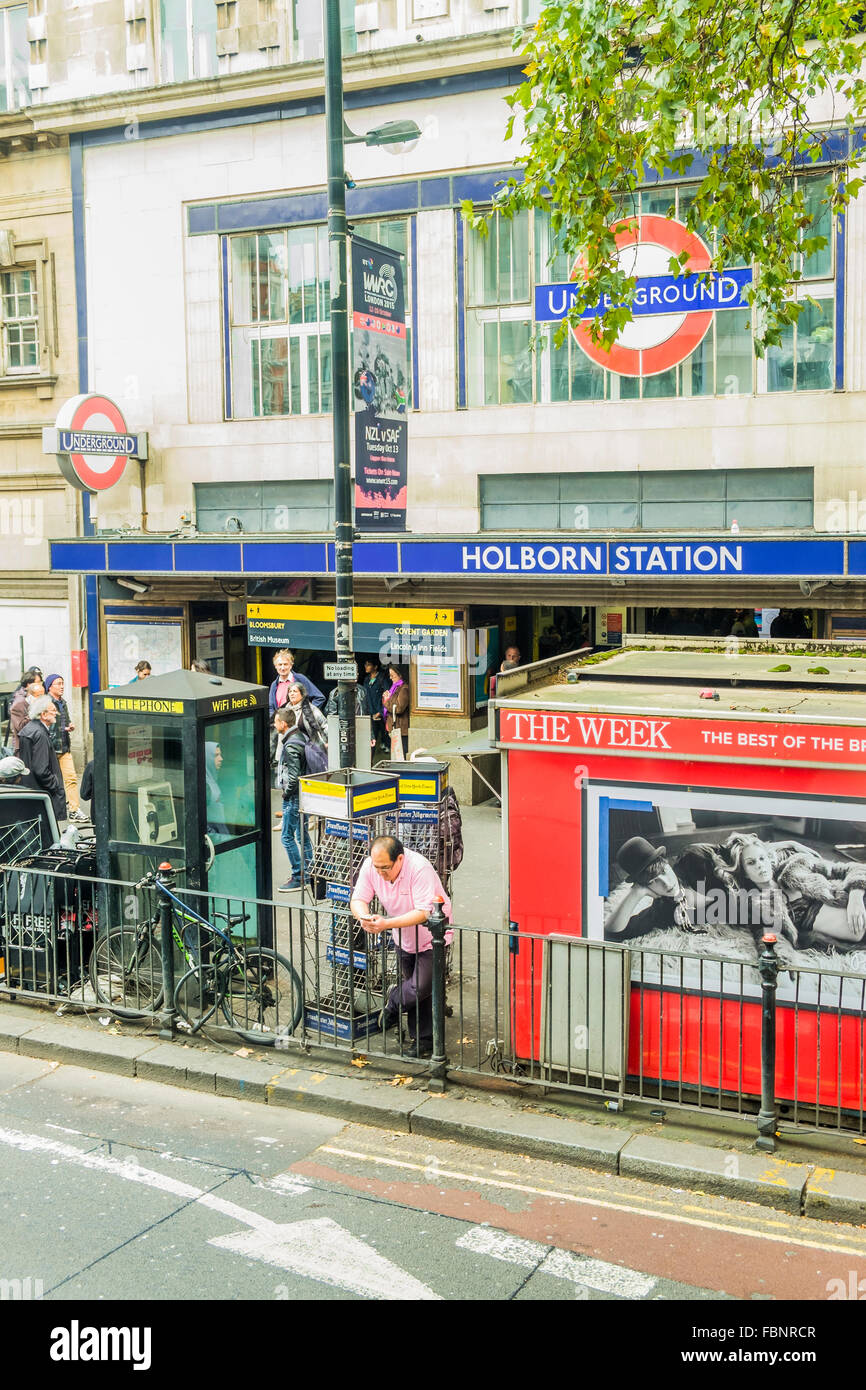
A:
[[494, 645, 866, 1119]]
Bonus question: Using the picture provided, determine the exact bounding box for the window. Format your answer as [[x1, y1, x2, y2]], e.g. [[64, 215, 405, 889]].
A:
[[293, 0, 356, 60], [465, 176, 837, 405], [195, 480, 335, 532], [479, 468, 814, 531], [1, 268, 38, 374], [160, 0, 217, 82], [0, 5, 29, 112], [226, 217, 410, 419]]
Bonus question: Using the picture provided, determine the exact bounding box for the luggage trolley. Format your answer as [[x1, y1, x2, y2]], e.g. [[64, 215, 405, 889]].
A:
[[298, 769, 401, 1041]]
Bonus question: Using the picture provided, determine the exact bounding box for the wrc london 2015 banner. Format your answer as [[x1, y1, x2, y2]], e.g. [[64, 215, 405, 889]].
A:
[[352, 235, 409, 532]]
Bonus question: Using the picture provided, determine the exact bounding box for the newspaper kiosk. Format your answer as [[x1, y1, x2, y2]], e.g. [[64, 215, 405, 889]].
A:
[[92, 669, 272, 942], [494, 644, 866, 1120]]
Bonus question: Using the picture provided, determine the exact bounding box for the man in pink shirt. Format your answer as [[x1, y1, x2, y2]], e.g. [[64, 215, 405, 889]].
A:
[[351, 835, 453, 1057]]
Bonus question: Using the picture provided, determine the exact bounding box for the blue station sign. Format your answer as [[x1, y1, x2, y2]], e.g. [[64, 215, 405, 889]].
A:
[[535, 267, 753, 324]]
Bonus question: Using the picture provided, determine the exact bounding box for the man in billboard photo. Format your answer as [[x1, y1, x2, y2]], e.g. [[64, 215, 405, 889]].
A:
[[604, 836, 709, 941]]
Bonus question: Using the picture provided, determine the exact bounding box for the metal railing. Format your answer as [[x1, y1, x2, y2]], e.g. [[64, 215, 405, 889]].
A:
[[2, 863, 864, 1145]]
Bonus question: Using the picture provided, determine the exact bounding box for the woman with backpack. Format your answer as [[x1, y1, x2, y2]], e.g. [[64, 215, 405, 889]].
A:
[[287, 682, 328, 770]]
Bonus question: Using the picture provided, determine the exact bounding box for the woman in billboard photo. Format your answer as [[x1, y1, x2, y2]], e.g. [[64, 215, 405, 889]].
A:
[[721, 832, 866, 953]]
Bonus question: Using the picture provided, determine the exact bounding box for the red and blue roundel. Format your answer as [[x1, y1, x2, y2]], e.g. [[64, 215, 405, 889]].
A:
[[572, 216, 714, 378], [53, 394, 136, 492]]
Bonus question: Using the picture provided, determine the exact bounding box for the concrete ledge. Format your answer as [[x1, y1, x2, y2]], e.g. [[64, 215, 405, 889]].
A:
[[267, 1067, 422, 1130], [0, 1014, 39, 1052], [804, 1167, 866, 1227], [411, 1095, 629, 1171], [17, 1023, 157, 1076], [620, 1134, 810, 1214], [213, 1055, 291, 1103]]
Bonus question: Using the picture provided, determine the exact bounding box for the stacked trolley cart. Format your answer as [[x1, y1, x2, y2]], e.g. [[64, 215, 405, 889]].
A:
[[298, 769, 401, 1040]]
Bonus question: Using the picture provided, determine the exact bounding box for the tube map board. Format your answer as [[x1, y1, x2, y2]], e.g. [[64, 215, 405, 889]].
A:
[[352, 234, 408, 531]]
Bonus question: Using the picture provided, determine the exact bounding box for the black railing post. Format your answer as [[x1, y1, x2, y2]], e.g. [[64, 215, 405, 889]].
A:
[[428, 898, 448, 1091], [157, 861, 176, 1041], [756, 932, 779, 1152]]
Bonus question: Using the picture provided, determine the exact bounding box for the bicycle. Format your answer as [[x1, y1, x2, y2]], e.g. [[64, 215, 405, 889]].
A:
[[89, 872, 303, 1045]]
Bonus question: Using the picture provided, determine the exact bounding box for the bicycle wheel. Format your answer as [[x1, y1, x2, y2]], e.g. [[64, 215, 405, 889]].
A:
[[221, 947, 303, 1045], [174, 963, 221, 1033], [90, 927, 162, 1018]]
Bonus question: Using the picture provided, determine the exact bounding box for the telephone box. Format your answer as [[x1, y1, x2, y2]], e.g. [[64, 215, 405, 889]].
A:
[[92, 669, 272, 942]]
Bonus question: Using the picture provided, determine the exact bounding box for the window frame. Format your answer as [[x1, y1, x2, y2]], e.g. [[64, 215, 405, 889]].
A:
[[159, 0, 218, 83], [223, 215, 413, 422], [464, 173, 840, 407], [0, 240, 55, 389]]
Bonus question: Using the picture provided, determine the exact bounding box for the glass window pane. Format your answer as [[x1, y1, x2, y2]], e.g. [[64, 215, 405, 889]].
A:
[[537, 327, 570, 403], [726, 499, 813, 528], [687, 324, 714, 397], [230, 237, 257, 324], [467, 223, 499, 308], [482, 473, 560, 502], [715, 311, 753, 395], [642, 187, 676, 219], [766, 321, 795, 392], [559, 473, 639, 502], [795, 297, 833, 391], [570, 343, 606, 400], [643, 366, 678, 399], [8, 5, 28, 110], [205, 719, 256, 837], [160, 0, 190, 82], [642, 471, 725, 500], [507, 212, 530, 302], [192, 0, 217, 77], [230, 327, 256, 417], [319, 333, 331, 413], [481, 502, 560, 529], [288, 227, 316, 325], [260, 338, 289, 415], [482, 319, 500, 404], [499, 320, 532, 403], [289, 336, 301, 413], [307, 336, 319, 415], [642, 500, 726, 528], [619, 375, 640, 400], [262, 233, 287, 321], [0, 16, 7, 112], [802, 177, 833, 279], [317, 226, 329, 319]]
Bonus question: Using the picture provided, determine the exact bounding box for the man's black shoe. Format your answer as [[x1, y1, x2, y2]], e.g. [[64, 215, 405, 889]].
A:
[[407, 1039, 433, 1059]]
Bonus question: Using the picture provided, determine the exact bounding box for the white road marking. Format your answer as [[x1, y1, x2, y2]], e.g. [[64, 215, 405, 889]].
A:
[[456, 1226, 656, 1297], [211, 1220, 442, 1300], [320, 1145, 866, 1259], [0, 1124, 436, 1300], [252, 1173, 312, 1196]]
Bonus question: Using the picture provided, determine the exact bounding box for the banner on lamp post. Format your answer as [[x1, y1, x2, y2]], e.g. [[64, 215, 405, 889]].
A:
[[351, 234, 408, 531]]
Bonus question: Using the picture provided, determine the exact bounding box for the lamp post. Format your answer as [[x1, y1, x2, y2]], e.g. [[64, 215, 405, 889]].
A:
[[322, 0, 419, 769]]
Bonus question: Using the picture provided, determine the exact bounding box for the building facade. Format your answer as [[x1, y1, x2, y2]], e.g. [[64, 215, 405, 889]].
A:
[[4, 0, 866, 784]]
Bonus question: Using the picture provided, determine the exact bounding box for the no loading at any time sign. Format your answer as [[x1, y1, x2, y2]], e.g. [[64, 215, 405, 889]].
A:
[[534, 215, 752, 377]]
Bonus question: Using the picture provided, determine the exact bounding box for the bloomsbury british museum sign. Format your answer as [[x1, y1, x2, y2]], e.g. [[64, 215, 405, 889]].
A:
[[43, 394, 148, 492], [534, 215, 752, 377]]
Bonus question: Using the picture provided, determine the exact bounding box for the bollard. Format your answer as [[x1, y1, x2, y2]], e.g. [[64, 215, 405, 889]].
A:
[[156, 861, 177, 1040], [756, 932, 779, 1152], [428, 897, 448, 1092]]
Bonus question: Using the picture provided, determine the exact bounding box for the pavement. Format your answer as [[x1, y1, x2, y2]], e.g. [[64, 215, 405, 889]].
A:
[[2, 993, 866, 1230], [5, 799, 866, 1231]]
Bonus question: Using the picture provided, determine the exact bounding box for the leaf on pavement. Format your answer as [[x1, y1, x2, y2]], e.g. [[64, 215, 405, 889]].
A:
[[351, 1056, 370, 1068], [233, 1047, 253, 1058], [390, 1074, 413, 1086]]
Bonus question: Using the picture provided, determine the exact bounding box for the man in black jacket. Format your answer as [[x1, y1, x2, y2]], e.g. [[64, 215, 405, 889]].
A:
[[18, 695, 66, 825], [273, 707, 312, 891]]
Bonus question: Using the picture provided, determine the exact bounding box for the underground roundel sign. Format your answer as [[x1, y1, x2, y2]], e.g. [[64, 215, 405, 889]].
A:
[[534, 216, 752, 379], [43, 393, 148, 492]]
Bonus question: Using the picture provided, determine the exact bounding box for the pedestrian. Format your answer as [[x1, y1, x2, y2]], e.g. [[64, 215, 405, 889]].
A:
[[17, 694, 66, 825], [268, 649, 324, 716], [0, 755, 27, 785], [383, 664, 410, 760], [8, 674, 45, 752], [44, 673, 87, 822], [204, 741, 230, 839], [351, 835, 453, 1058], [500, 644, 521, 671], [287, 681, 328, 747], [80, 759, 95, 820], [362, 656, 389, 750], [130, 660, 151, 682], [273, 706, 312, 892]]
